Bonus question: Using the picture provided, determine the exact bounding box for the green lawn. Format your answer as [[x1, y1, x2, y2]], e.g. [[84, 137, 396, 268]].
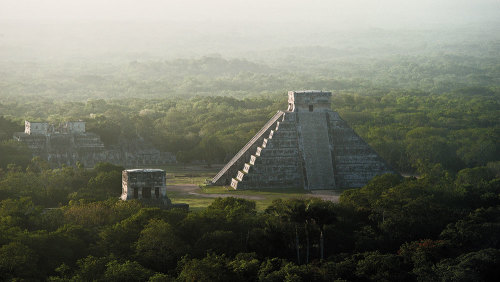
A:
[[166, 190, 216, 212], [168, 186, 331, 212], [203, 185, 334, 211], [163, 164, 220, 185], [163, 164, 343, 211]]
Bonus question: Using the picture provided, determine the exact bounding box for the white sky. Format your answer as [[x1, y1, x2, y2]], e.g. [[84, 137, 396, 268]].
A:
[[1, 0, 498, 26]]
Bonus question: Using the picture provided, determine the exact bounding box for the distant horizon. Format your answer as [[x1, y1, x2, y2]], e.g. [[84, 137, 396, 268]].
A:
[[1, 0, 499, 28]]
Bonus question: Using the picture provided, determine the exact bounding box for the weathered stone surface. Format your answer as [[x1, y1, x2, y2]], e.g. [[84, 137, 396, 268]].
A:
[[14, 120, 175, 168], [212, 111, 285, 186], [215, 90, 395, 190], [120, 169, 186, 209], [121, 169, 169, 201], [297, 112, 336, 190]]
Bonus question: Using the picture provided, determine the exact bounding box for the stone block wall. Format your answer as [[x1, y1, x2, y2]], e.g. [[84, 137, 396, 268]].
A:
[[231, 112, 304, 189], [216, 91, 396, 190]]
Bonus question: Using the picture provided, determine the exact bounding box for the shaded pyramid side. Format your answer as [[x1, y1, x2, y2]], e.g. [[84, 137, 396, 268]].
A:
[[231, 112, 304, 189], [296, 112, 336, 190], [327, 112, 395, 188]]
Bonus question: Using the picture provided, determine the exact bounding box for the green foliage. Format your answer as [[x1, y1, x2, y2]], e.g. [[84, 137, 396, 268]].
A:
[[227, 252, 261, 282], [69, 255, 110, 281], [0, 241, 39, 280], [177, 253, 236, 282], [103, 260, 154, 282], [134, 219, 186, 273], [354, 251, 411, 282], [85, 170, 122, 200], [434, 248, 500, 282], [399, 239, 451, 281], [0, 149, 498, 282], [440, 207, 500, 252], [0, 197, 42, 230], [0, 116, 22, 142], [207, 197, 257, 221], [0, 140, 32, 170]]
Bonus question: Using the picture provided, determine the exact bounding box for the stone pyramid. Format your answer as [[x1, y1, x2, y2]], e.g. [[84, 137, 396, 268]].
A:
[[212, 91, 395, 190]]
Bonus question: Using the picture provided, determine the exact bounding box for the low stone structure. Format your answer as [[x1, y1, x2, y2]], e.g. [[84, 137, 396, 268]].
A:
[[14, 121, 105, 167], [14, 121, 176, 168], [212, 90, 395, 190], [120, 169, 188, 210], [120, 169, 170, 204]]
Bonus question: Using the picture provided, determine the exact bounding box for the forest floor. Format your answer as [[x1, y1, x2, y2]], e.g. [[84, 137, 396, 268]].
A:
[[164, 164, 341, 211]]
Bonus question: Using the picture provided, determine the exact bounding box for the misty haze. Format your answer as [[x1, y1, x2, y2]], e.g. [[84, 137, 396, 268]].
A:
[[0, 1, 499, 281]]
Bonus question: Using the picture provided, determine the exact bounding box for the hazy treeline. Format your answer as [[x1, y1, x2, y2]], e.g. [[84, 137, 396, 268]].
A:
[[1, 23, 499, 101], [1, 51, 499, 101]]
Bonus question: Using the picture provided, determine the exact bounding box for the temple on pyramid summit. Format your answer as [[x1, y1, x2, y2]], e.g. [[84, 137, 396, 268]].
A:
[[211, 90, 395, 190]]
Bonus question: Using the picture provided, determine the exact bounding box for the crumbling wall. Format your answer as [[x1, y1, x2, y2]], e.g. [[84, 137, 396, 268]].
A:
[[14, 128, 176, 168]]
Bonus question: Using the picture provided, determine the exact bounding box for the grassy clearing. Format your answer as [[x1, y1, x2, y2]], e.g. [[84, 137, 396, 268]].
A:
[[168, 185, 322, 212], [200, 185, 324, 211], [164, 164, 341, 211], [166, 190, 216, 212], [164, 164, 221, 185]]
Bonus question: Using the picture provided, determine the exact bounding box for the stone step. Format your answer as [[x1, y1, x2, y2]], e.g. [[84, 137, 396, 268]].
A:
[[269, 131, 297, 139], [230, 178, 239, 189], [264, 139, 298, 149], [257, 148, 299, 157], [250, 156, 300, 165], [262, 138, 268, 148], [242, 164, 301, 175], [275, 123, 295, 130], [236, 179, 301, 189], [250, 155, 257, 165], [243, 163, 252, 173], [297, 112, 336, 190], [335, 155, 379, 163], [211, 110, 285, 185], [236, 170, 246, 181]]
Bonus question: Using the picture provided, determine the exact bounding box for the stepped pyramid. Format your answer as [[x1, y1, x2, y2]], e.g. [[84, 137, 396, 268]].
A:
[[212, 91, 395, 190]]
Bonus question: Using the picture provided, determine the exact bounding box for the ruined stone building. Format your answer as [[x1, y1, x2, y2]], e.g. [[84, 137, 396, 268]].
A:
[[14, 121, 106, 167], [120, 169, 170, 204], [14, 121, 176, 168], [121, 169, 188, 210], [212, 90, 395, 190]]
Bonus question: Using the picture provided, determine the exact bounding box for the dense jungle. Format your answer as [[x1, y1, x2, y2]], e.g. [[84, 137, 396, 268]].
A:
[[1, 1, 500, 280]]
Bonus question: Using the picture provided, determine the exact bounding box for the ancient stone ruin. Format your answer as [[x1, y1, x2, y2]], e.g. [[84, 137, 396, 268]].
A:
[[121, 169, 170, 203], [121, 169, 188, 210], [212, 90, 395, 190], [14, 121, 175, 168]]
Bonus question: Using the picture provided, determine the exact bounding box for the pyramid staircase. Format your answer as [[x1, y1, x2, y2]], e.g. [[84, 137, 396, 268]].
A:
[[212, 90, 396, 190], [211, 111, 285, 186], [230, 112, 303, 189]]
